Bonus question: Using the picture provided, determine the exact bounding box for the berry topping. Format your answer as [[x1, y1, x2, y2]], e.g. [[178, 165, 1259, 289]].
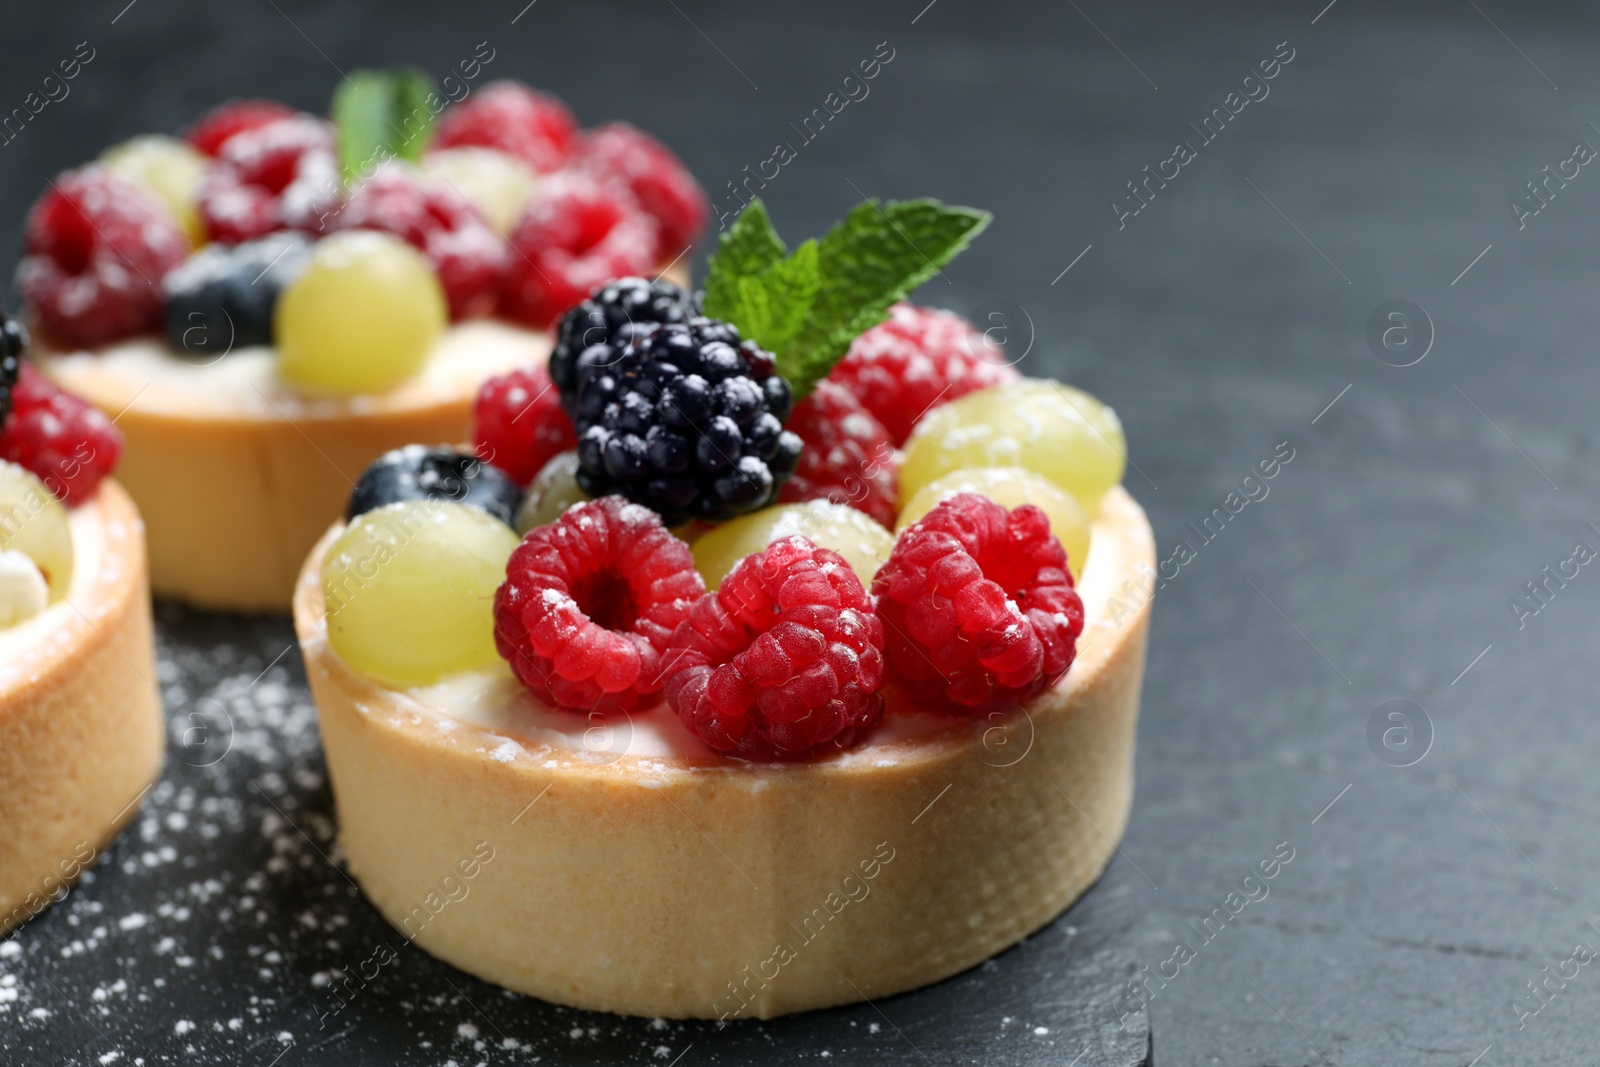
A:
[[162, 232, 312, 356], [828, 303, 1019, 446], [500, 172, 661, 329], [275, 230, 446, 395], [513, 451, 588, 534], [16, 167, 188, 348], [690, 500, 894, 591], [777, 378, 899, 528], [897, 466, 1089, 581], [873, 493, 1084, 717], [472, 365, 577, 487], [432, 81, 577, 174], [323, 500, 520, 688], [549, 276, 697, 401], [0, 460, 73, 595], [573, 123, 708, 254], [562, 317, 802, 525], [421, 147, 538, 236], [185, 99, 298, 157], [346, 445, 523, 528], [899, 380, 1126, 512], [663, 536, 885, 760], [0, 314, 26, 428], [336, 163, 508, 319], [493, 496, 704, 714], [0, 364, 122, 506], [101, 135, 209, 247], [198, 115, 339, 244]]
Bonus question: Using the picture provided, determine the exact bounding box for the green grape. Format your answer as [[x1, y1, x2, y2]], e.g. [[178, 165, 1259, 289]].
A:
[[899, 380, 1126, 512], [692, 501, 895, 590], [322, 500, 519, 688], [102, 135, 208, 247], [276, 231, 446, 396], [514, 451, 589, 534], [0, 461, 73, 595], [421, 147, 537, 235], [897, 466, 1091, 579]]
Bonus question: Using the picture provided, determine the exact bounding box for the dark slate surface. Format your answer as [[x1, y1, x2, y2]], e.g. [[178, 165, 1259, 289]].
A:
[[2, 0, 1599, 1063]]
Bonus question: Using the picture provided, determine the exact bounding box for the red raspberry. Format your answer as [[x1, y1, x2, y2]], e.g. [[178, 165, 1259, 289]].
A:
[[494, 496, 704, 713], [472, 364, 577, 486], [0, 364, 122, 505], [336, 165, 508, 319], [432, 81, 577, 174], [572, 123, 708, 254], [15, 167, 188, 349], [499, 172, 660, 329], [663, 536, 885, 760], [873, 493, 1083, 718], [777, 379, 898, 528], [828, 303, 1020, 446], [198, 116, 339, 244], [184, 99, 298, 157]]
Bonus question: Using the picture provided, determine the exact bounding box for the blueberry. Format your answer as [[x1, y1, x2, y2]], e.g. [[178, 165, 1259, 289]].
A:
[[346, 445, 523, 528]]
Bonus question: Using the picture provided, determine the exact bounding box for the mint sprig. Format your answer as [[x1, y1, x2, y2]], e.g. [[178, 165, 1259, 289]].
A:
[[702, 197, 990, 400], [332, 69, 437, 184]]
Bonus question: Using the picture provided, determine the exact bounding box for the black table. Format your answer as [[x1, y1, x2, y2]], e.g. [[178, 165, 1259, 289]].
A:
[[3, 1, 1599, 1064]]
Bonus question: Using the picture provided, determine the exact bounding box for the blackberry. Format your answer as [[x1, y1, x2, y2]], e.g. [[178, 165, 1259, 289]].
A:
[[162, 232, 311, 360], [549, 276, 697, 406], [0, 311, 26, 429], [347, 445, 524, 529], [567, 317, 802, 525]]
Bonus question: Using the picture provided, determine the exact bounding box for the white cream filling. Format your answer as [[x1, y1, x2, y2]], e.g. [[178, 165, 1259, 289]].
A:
[[396, 500, 1131, 762], [0, 499, 114, 689], [42, 318, 548, 418]]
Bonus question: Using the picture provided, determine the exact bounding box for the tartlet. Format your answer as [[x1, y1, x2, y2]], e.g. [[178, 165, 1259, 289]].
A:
[[16, 76, 706, 611], [0, 480, 162, 934], [294, 484, 1151, 1018], [291, 198, 1150, 1019]]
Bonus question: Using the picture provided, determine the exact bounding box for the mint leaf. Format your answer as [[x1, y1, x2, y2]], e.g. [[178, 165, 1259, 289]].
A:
[[728, 239, 820, 356], [699, 197, 991, 401], [782, 199, 990, 398], [702, 199, 787, 322], [332, 69, 437, 183]]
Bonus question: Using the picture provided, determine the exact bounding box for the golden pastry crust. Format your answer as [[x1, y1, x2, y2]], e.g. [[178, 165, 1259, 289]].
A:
[[294, 486, 1153, 1020], [0, 481, 164, 934]]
